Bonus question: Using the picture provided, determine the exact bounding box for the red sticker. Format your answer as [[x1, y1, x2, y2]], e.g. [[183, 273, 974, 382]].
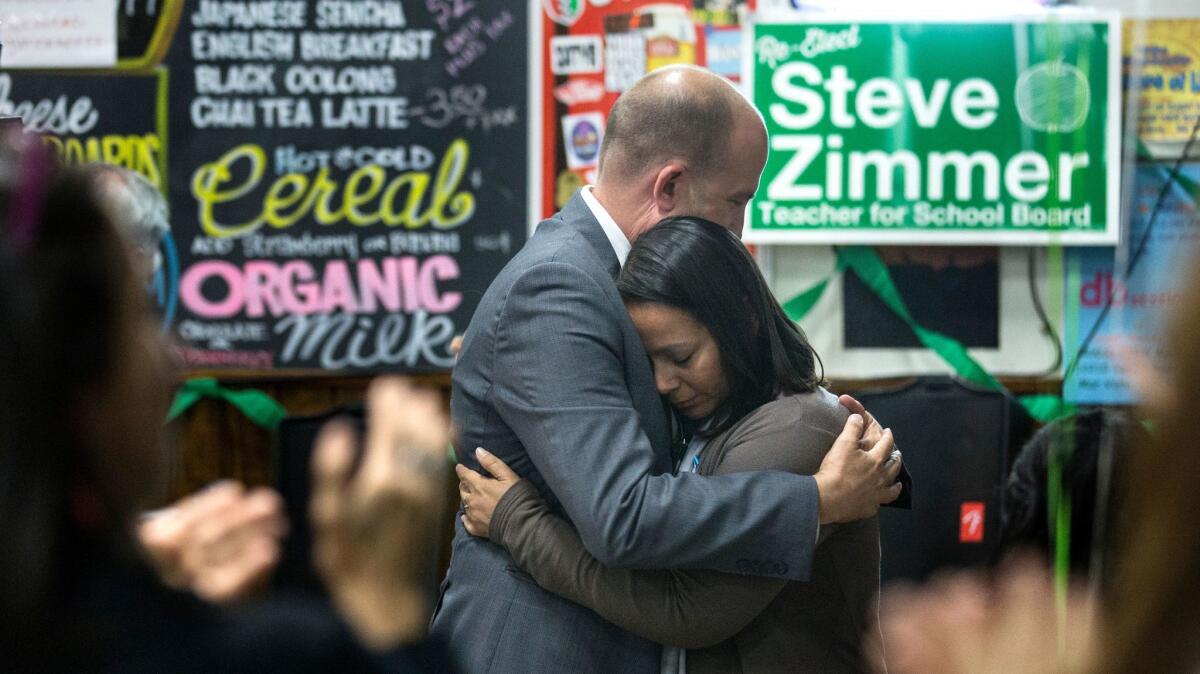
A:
[[960, 502, 985, 543]]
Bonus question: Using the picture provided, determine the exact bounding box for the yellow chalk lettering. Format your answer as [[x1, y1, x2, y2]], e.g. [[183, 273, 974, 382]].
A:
[[43, 134, 163, 188], [311, 169, 341, 225], [381, 173, 429, 227], [192, 140, 475, 238], [193, 143, 267, 238], [345, 165, 385, 226], [264, 173, 309, 227], [430, 138, 474, 229]]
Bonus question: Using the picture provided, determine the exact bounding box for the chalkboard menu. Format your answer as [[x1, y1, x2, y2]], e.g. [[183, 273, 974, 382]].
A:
[[162, 0, 528, 372], [0, 71, 164, 184]]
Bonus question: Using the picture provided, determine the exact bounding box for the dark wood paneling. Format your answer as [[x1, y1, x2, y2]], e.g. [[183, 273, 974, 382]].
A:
[[165, 371, 1058, 501], [163, 371, 1056, 585], [167, 373, 451, 499], [165, 372, 455, 581], [830, 376, 1063, 397]]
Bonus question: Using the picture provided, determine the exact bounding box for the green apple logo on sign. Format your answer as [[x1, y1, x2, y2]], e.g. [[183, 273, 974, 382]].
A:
[[1015, 62, 1091, 133]]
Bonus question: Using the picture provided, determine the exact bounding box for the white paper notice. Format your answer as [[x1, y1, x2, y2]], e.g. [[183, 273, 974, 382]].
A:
[[0, 0, 117, 68]]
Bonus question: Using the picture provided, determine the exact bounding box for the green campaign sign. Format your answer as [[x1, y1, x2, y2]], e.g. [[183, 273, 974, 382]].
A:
[[745, 16, 1120, 245]]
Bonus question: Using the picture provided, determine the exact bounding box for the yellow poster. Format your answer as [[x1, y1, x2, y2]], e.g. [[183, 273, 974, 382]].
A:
[[1124, 19, 1200, 159]]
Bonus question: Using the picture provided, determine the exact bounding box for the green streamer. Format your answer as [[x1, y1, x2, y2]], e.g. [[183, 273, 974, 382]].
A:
[[1046, 413, 1075, 656], [782, 276, 836, 320], [1019, 394, 1073, 423], [780, 246, 1066, 422], [782, 255, 849, 322], [837, 246, 1007, 391], [167, 377, 287, 430]]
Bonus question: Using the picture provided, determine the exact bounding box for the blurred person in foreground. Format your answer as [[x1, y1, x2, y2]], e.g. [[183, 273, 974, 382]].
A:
[[80, 162, 290, 605], [84, 163, 169, 286], [0, 134, 452, 672], [876, 246, 1200, 673]]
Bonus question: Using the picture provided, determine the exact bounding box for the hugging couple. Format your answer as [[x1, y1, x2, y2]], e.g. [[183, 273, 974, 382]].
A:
[[434, 65, 910, 674]]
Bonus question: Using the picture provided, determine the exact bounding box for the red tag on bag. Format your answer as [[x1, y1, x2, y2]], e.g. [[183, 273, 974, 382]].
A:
[[960, 502, 985, 543]]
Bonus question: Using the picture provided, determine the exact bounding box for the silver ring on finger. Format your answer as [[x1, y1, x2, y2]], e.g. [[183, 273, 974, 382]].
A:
[[885, 449, 901, 466], [462, 501, 471, 513]]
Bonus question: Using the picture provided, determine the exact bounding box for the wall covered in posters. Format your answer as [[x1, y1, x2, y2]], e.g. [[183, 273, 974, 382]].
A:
[[1125, 18, 1200, 159], [1063, 166, 1199, 404], [11, 0, 530, 375], [537, 0, 749, 218], [1059, 20, 1200, 402], [746, 15, 1121, 245]]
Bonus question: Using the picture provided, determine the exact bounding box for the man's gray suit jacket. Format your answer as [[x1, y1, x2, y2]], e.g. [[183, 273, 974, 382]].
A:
[[429, 193, 821, 673]]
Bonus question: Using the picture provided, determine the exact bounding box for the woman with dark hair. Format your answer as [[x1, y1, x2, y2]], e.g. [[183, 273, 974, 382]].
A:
[[995, 407, 1141, 576], [458, 217, 888, 673], [0, 135, 452, 672]]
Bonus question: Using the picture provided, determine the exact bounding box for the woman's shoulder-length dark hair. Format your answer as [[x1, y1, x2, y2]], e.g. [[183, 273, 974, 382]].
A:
[[616, 216, 823, 435], [0, 138, 135, 651]]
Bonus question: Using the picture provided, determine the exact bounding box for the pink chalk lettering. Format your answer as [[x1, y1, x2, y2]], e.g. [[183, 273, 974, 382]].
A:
[[180, 260, 244, 318]]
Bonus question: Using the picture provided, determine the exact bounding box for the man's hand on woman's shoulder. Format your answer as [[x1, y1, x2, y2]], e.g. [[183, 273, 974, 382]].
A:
[[813, 410, 903, 525]]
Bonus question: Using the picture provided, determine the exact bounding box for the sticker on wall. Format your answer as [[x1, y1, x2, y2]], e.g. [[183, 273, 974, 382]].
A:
[[1124, 19, 1200, 159], [959, 502, 985, 543], [638, 4, 697, 71], [562, 112, 605, 169], [550, 35, 604, 75], [694, 0, 740, 27], [604, 30, 646, 93], [554, 78, 606, 106], [556, 170, 587, 208], [705, 26, 742, 81], [544, 0, 586, 27]]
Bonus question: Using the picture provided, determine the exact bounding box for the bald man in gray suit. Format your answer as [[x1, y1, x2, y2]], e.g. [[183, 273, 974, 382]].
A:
[[431, 67, 903, 674]]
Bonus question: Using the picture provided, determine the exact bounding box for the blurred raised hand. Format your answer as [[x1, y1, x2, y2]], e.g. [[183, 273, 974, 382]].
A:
[[310, 377, 450, 650], [139, 481, 287, 604], [874, 559, 1096, 674]]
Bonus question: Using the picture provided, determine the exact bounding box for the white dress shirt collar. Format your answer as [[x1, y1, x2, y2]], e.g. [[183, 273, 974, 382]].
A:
[[580, 185, 631, 268]]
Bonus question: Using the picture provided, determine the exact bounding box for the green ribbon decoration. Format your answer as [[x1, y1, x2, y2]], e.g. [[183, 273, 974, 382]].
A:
[[1045, 413, 1075, 653], [167, 377, 288, 430], [1018, 394, 1073, 423], [782, 245, 1072, 422], [1136, 139, 1200, 200], [781, 255, 846, 319], [836, 247, 1006, 391]]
